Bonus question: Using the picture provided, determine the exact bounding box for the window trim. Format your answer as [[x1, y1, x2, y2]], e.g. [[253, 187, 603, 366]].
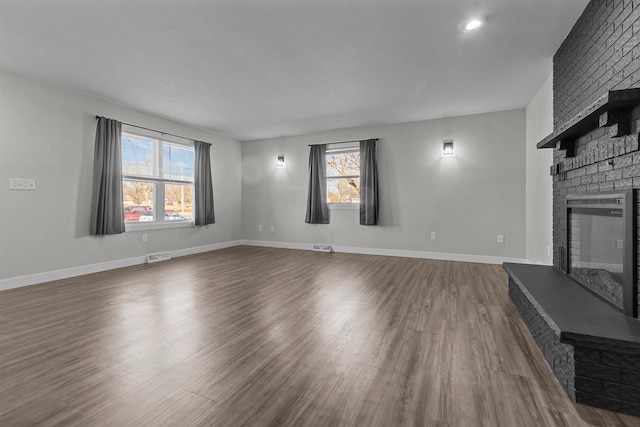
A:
[[121, 125, 195, 230], [328, 203, 360, 210], [125, 219, 194, 232]]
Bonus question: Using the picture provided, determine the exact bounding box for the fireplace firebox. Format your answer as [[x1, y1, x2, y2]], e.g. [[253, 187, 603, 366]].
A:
[[566, 190, 636, 317]]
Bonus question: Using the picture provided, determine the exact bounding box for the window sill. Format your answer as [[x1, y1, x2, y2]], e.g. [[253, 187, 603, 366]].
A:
[[125, 221, 194, 232], [329, 203, 359, 210]]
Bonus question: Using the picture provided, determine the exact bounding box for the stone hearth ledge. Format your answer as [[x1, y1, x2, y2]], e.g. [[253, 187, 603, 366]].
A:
[[504, 263, 640, 416]]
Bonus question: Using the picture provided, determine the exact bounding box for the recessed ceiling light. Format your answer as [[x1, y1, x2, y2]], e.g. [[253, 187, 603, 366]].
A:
[[461, 18, 484, 32]]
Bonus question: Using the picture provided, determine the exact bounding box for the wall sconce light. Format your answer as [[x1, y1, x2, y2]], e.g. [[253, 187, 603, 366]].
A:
[[442, 140, 454, 156], [276, 155, 285, 168]]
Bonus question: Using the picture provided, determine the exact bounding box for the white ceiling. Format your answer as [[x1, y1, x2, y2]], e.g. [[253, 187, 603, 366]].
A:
[[0, 0, 588, 141]]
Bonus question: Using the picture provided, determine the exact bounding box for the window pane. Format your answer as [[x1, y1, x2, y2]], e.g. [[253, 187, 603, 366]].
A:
[[163, 143, 194, 181], [165, 184, 193, 221], [123, 181, 154, 222], [326, 152, 360, 177], [122, 133, 157, 177], [327, 177, 360, 203]]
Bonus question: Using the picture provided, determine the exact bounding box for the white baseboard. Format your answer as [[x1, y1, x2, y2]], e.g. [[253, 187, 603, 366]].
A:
[[238, 239, 311, 251], [0, 239, 526, 292], [332, 245, 527, 265], [168, 240, 243, 258], [240, 240, 527, 265], [0, 240, 244, 292], [0, 256, 145, 292]]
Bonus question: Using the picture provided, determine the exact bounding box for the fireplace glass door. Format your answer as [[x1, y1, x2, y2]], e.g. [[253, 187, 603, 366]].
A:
[[568, 206, 624, 309]]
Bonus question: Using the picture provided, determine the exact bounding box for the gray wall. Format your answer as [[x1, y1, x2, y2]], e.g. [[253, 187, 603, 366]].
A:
[[242, 109, 526, 260], [0, 71, 537, 284], [525, 74, 554, 265], [0, 71, 242, 281]]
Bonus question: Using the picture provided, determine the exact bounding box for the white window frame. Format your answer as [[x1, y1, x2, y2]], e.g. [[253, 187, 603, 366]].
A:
[[326, 145, 360, 210], [122, 125, 195, 231]]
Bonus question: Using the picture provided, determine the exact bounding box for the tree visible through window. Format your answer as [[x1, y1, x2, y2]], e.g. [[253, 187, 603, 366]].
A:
[[326, 149, 360, 204]]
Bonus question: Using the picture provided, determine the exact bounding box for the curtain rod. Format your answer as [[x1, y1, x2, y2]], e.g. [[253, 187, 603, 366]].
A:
[[308, 138, 378, 147], [95, 116, 196, 142]]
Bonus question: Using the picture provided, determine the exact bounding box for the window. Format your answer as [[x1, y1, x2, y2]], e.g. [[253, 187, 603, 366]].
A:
[[326, 147, 360, 206], [121, 126, 194, 229]]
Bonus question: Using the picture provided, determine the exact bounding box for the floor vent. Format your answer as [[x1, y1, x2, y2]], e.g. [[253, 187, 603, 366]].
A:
[[312, 244, 332, 253], [146, 252, 172, 264]]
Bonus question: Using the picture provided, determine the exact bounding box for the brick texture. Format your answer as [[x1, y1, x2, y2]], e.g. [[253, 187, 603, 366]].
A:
[[547, 0, 640, 416], [554, 1, 640, 127], [509, 274, 640, 416], [552, 0, 640, 318], [509, 0, 640, 417], [508, 278, 575, 399]]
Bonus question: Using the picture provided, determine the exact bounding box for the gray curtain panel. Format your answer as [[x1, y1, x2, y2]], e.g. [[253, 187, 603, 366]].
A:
[[90, 117, 125, 235], [305, 144, 329, 224], [360, 139, 379, 225], [194, 140, 216, 226]]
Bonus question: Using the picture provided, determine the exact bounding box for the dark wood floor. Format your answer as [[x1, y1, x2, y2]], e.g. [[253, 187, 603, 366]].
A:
[[1, 246, 639, 426]]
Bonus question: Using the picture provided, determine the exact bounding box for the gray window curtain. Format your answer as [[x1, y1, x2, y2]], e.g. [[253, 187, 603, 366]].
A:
[[194, 140, 215, 226], [90, 117, 125, 235], [360, 139, 379, 225], [305, 144, 329, 224]]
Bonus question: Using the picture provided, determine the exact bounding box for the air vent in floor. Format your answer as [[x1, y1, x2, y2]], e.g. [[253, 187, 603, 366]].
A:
[[146, 252, 172, 263], [312, 244, 332, 253]]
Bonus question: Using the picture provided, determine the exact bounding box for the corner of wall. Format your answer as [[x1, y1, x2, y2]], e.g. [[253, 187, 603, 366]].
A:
[[525, 73, 554, 265]]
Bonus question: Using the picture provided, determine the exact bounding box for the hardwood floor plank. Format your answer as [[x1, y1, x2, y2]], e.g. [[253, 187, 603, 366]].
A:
[[133, 388, 217, 427], [1, 246, 639, 426]]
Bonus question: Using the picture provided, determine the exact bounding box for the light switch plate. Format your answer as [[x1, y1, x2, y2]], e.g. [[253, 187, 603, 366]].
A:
[[9, 178, 36, 190]]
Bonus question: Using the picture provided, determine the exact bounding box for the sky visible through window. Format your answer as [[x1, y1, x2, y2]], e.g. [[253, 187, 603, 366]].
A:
[[164, 143, 194, 180], [122, 133, 194, 179]]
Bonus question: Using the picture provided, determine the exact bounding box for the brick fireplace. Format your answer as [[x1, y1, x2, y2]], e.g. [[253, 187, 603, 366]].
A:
[[504, 0, 640, 417], [552, 2, 640, 304], [550, 98, 640, 316]]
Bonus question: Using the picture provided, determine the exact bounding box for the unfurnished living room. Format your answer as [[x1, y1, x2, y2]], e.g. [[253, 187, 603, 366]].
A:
[[2, 0, 640, 426]]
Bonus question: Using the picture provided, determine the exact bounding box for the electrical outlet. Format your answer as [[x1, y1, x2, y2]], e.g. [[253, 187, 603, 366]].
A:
[[258, 225, 262, 231], [617, 239, 624, 249], [142, 233, 148, 242], [271, 225, 275, 232], [9, 178, 36, 190], [497, 234, 505, 244], [430, 232, 437, 240]]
